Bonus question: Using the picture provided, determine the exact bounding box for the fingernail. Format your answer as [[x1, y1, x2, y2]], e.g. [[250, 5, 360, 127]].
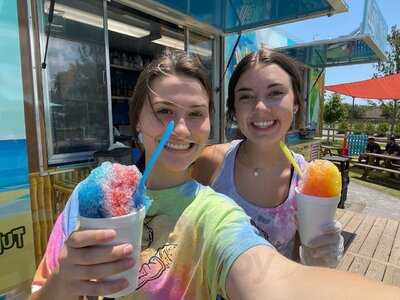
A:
[[124, 244, 133, 256], [104, 230, 116, 239]]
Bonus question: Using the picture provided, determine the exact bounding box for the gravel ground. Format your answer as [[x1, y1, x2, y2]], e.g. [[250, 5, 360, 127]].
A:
[[345, 180, 400, 220]]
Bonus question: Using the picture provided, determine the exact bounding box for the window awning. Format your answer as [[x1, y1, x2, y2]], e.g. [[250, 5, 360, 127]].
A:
[[277, 34, 386, 68], [276, 0, 388, 68], [131, 0, 347, 34]]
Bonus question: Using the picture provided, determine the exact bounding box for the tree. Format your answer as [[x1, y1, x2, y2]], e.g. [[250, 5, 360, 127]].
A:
[[374, 25, 400, 134], [365, 122, 376, 135], [353, 122, 365, 134], [395, 123, 400, 137], [375, 26, 400, 76], [377, 123, 389, 137], [380, 100, 400, 122], [342, 103, 366, 121], [323, 93, 345, 142]]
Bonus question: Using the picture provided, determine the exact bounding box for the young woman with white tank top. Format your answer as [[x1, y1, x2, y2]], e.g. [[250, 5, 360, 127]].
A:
[[211, 139, 306, 258], [192, 48, 344, 267]]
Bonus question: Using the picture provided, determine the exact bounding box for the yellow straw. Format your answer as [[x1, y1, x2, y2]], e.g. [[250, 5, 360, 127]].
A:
[[279, 141, 303, 177]]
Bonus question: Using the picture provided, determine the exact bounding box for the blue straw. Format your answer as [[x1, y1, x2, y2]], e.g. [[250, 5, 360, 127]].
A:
[[135, 121, 175, 210]]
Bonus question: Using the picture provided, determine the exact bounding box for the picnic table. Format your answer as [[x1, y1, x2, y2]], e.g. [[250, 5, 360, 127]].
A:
[[353, 153, 400, 179], [335, 209, 400, 288], [320, 144, 341, 156], [366, 152, 400, 167]]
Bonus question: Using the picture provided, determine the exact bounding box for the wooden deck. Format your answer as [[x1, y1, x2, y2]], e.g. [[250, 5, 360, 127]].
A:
[[335, 209, 400, 287]]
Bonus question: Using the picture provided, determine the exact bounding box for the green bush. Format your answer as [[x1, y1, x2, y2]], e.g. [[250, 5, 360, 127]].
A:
[[353, 122, 365, 133], [337, 121, 348, 133], [377, 123, 389, 136], [365, 123, 376, 135], [394, 123, 400, 137]]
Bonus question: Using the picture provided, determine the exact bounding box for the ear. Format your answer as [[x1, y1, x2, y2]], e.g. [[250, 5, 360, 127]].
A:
[[293, 105, 299, 114]]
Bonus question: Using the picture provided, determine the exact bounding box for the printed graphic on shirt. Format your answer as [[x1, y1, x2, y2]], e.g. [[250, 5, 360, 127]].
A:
[[138, 243, 178, 289]]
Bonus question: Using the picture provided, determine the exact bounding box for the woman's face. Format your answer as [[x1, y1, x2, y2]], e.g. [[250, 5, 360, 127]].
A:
[[137, 74, 210, 173], [234, 63, 298, 147]]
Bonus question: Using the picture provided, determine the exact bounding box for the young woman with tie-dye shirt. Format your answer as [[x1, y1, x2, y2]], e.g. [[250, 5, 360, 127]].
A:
[[30, 51, 400, 300]]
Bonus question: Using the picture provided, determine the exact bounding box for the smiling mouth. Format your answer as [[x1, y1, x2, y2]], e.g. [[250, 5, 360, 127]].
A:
[[164, 141, 195, 151], [251, 120, 277, 129]]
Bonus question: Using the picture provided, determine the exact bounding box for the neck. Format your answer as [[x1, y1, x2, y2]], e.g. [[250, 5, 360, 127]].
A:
[[241, 139, 290, 169], [146, 165, 191, 190]]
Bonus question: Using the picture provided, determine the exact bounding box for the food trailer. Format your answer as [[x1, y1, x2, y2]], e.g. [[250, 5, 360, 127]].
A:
[[1, 0, 388, 297]]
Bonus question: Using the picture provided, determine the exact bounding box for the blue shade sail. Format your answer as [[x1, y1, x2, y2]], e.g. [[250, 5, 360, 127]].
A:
[[153, 0, 347, 33]]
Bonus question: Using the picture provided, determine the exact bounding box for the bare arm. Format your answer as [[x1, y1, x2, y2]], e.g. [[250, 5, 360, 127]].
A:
[[227, 246, 400, 300], [29, 274, 79, 300], [191, 144, 229, 185]]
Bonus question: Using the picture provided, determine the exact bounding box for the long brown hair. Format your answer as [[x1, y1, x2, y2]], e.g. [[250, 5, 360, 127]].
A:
[[227, 48, 303, 124], [129, 50, 214, 170]]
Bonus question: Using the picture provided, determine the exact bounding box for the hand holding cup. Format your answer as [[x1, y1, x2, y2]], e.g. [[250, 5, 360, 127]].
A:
[[296, 160, 342, 252], [299, 220, 344, 268], [54, 229, 135, 297]]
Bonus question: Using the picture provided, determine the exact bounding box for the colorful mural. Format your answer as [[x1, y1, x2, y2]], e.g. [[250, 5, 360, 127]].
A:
[[308, 68, 325, 135], [0, 0, 35, 297], [225, 27, 297, 77]]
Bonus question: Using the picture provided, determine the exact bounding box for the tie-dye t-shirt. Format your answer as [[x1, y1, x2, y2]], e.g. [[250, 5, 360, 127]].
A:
[[32, 180, 271, 299]]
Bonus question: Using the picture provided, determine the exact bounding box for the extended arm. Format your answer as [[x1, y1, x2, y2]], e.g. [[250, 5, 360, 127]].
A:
[[227, 246, 400, 300]]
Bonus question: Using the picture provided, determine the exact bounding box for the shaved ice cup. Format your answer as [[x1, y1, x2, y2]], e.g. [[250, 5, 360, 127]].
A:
[[79, 206, 145, 298], [295, 188, 340, 247]]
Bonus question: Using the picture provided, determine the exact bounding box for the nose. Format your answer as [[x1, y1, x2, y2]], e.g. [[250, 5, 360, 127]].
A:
[[254, 99, 272, 112], [172, 116, 191, 138]]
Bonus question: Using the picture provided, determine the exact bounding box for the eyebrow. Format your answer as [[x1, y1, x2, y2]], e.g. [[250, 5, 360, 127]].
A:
[[152, 100, 208, 109], [235, 83, 285, 93]]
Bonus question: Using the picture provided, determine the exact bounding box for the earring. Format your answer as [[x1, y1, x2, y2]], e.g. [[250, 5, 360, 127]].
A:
[[138, 132, 144, 144]]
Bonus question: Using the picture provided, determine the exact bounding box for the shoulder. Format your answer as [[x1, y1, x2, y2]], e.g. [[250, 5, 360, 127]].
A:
[[196, 185, 238, 207], [293, 152, 307, 168], [190, 186, 245, 220], [192, 186, 269, 243], [202, 143, 231, 164], [191, 143, 231, 185]]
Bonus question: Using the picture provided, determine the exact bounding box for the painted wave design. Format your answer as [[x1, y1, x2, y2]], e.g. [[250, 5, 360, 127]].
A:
[[0, 139, 29, 188]]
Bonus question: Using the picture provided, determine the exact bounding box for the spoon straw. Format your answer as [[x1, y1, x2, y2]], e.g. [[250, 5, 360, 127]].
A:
[[279, 141, 303, 177], [135, 121, 175, 209]]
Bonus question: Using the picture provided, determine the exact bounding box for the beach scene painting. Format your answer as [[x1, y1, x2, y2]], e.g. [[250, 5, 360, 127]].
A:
[[0, 0, 35, 296]]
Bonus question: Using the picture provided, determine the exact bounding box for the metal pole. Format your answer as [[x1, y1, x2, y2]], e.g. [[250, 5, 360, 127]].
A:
[[393, 100, 398, 135], [350, 97, 355, 132], [104, 0, 113, 146]]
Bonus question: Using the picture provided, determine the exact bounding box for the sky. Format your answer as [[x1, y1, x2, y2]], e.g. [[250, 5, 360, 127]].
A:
[[276, 0, 399, 104]]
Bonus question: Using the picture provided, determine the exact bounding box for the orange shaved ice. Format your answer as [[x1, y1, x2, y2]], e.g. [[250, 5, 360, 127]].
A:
[[299, 160, 342, 197]]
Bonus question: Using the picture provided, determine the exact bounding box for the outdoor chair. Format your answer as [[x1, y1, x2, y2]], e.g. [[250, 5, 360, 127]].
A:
[[347, 134, 368, 157]]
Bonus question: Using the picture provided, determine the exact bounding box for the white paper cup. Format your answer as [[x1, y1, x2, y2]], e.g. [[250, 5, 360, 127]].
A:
[[295, 188, 339, 247], [79, 206, 145, 298]]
